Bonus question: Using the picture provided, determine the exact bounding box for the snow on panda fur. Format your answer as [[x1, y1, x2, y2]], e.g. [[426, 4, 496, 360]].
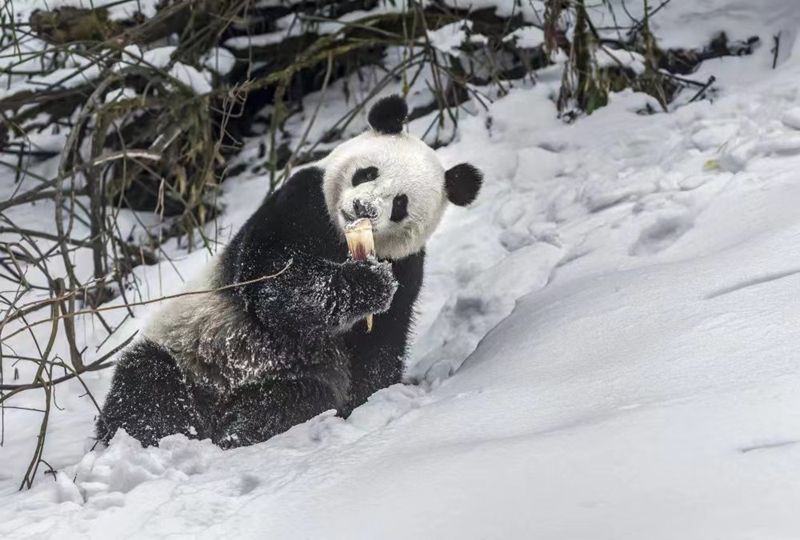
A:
[[95, 96, 483, 449]]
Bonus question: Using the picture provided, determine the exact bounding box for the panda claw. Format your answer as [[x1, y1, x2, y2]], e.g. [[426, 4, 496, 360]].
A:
[[343, 258, 398, 314]]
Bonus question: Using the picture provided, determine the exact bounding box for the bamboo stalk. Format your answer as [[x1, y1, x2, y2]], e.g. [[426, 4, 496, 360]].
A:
[[344, 218, 375, 333]]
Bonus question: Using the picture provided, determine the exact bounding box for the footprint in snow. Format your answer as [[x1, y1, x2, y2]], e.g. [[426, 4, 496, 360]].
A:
[[758, 133, 800, 156], [629, 214, 694, 256], [237, 474, 261, 496], [719, 132, 800, 172]]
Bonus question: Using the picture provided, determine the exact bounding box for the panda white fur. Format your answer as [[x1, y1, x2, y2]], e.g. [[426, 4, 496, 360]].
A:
[[96, 95, 483, 448]]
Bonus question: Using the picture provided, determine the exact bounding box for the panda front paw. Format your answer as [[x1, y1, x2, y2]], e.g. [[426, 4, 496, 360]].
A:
[[343, 258, 398, 315]]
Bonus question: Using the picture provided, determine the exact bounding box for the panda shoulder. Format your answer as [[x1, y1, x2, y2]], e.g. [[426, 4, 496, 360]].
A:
[[270, 165, 326, 207], [284, 165, 325, 192]]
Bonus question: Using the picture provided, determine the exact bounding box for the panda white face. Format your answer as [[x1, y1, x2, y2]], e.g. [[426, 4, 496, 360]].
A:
[[321, 95, 484, 261], [322, 130, 448, 260]]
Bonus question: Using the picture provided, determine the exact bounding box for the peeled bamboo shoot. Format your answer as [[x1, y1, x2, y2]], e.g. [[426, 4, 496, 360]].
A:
[[345, 218, 375, 332]]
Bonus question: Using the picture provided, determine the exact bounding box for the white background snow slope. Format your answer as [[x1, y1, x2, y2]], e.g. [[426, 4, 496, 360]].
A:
[[2, 1, 800, 538]]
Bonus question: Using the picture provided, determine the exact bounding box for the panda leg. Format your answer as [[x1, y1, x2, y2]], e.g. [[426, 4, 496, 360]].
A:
[[96, 340, 207, 447], [212, 376, 345, 449]]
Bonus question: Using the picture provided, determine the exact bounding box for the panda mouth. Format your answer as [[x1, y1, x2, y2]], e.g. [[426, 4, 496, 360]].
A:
[[341, 211, 383, 237], [342, 209, 378, 225]]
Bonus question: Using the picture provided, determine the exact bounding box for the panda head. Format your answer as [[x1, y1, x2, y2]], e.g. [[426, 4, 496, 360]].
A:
[[322, 95, 483, 260]]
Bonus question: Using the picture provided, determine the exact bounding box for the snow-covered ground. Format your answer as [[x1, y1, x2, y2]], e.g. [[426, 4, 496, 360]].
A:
[[3, 1, 800, 538]]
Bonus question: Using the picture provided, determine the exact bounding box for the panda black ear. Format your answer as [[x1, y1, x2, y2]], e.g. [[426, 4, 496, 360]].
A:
[[368, 95, 408, 135], [445, 163, 483, 207]]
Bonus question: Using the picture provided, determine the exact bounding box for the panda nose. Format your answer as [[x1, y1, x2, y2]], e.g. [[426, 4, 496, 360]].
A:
[[353, 198, 377, 219]]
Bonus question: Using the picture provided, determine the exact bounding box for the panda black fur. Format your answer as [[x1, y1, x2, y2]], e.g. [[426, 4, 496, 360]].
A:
[[96, 95, 483, 449]]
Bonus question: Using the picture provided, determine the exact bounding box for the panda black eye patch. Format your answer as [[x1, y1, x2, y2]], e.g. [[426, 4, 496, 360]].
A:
[[390, 194, 408, 222], [352, 166, 379, 186]]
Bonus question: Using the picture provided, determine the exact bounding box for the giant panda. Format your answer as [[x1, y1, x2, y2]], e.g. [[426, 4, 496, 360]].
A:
[[96, 95, 483, 449]]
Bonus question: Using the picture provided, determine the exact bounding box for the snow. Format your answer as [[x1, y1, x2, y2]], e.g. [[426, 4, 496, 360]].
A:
[[116, 46, 214, 95], [3, 1, 800, 538], [595, 0, 800, 52], [0, 57, 102, 100], [0, 41, 214, 105], [442, 0, 546, 25], [427, 21, 487, 55], [201, 48, 237, 77], [504, 26, 545, 49], [224, 2, 414, 49], [224, 14, 301, 48], [596, 47, 647, 74]]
